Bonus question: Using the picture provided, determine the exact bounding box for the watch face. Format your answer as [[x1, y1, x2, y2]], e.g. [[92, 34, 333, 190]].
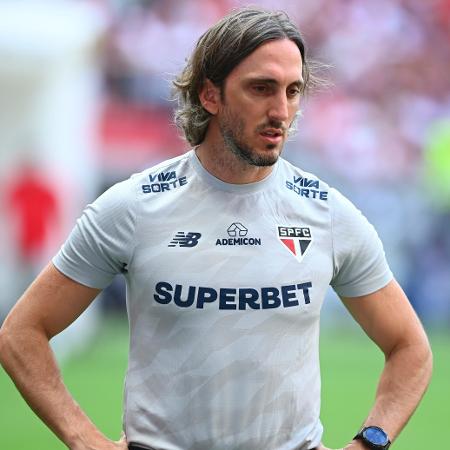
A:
[[363, 426, 389, 446]]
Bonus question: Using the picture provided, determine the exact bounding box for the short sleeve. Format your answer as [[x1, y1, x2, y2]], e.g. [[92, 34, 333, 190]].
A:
[[52, 179, 137, 289], [330, 188, 393, 297]]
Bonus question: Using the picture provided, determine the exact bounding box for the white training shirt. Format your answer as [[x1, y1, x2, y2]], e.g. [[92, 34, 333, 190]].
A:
[[53, 150, 393, 450]]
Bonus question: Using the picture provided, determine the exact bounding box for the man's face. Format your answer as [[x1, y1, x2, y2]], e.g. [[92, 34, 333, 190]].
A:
[[217, 39, 303, 167]]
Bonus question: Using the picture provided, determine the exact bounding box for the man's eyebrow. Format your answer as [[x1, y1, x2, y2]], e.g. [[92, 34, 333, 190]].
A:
[[246, 77, 305, 89]]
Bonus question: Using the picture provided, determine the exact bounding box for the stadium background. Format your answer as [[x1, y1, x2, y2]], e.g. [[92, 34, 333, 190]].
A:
[[0, 0, 448, 448]]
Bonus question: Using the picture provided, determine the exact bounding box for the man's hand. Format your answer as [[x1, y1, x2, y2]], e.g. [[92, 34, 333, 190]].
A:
[[108, 433, 128, 450], [318, 442, 365, 450], [343, 442, 366, 449], [114, 433, 128, 449], [71, 432, 128, 450]]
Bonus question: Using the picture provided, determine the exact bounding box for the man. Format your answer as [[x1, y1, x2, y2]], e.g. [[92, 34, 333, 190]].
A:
[[0, 8, 432, 450]]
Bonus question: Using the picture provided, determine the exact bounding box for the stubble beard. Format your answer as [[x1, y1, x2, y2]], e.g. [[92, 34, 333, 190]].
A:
[[219, 109, 282, 168]]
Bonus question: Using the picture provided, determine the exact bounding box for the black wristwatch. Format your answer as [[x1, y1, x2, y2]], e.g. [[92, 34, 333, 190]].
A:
[[354, 426, 391, 449]]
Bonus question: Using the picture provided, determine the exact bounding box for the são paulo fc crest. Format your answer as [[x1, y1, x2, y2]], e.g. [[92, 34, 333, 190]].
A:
[[277, 226, 312, 262]]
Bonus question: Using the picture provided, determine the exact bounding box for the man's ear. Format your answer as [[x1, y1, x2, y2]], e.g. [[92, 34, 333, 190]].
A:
[[199, 79, 221, 115]]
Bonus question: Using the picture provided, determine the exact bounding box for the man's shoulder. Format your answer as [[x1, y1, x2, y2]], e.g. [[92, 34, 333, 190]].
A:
[[93, 152, 192, 213], [130, 151, 192, 184], [278, 158, 362, 211], [105, 151, 192, 197]]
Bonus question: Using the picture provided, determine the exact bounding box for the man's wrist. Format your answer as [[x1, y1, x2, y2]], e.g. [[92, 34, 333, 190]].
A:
[[67, 426, 114, 450]]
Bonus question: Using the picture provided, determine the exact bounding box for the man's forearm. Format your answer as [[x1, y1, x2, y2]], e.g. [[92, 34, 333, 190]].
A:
[[0, 324, 113, 449], [346, 338, 433, 448]]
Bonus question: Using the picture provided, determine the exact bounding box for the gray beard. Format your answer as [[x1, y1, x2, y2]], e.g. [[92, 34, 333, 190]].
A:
[[220, 122, 279, 167]]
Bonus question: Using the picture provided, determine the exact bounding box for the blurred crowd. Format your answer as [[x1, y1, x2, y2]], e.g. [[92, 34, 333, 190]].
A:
[[99, 0, 450, 326], [1, 0, 449, 327]]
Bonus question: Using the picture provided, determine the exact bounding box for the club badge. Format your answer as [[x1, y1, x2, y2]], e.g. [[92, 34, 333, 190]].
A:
[[277, 226, 312, 262]]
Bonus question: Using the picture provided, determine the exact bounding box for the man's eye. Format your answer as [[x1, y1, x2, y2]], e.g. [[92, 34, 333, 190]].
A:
[[288, 88, 300, 97], [253, 85, 268, 93]]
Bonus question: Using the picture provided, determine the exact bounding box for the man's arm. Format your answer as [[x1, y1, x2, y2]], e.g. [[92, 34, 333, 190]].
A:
[[337, 278, 432, 449], [0, 262, 127, 450]]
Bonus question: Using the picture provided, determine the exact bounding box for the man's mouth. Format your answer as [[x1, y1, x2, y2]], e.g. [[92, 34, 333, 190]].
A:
[[261, 129, 283, 137], [260, 128, 284, 144]]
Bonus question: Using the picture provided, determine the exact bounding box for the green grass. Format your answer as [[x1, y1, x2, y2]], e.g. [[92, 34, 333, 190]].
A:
[[1, 318, 448, 449], [320, 329, 449, 448]]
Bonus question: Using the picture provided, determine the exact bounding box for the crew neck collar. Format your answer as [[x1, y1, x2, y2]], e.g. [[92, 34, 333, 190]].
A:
[[189, 149, 279, 194]]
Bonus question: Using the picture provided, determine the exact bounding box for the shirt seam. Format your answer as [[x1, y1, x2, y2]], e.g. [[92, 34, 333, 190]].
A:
[[330, 189, 338, 283], [146, 151, 191, 176], [126, 178, 141, 270]]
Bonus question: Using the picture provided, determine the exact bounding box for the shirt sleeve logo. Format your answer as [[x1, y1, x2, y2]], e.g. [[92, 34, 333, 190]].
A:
[[142, 170, 188, 194], [277, 226, 312, 261], [285, 176, 328, 201]]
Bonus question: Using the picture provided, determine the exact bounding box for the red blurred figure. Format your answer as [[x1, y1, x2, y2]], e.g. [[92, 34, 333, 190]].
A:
[[5, 163, 59, 265]]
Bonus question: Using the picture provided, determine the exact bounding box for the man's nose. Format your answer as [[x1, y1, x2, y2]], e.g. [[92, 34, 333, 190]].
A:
[[267, 93, 289, 123]]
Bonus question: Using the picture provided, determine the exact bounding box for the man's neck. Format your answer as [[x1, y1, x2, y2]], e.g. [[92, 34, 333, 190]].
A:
[[195, 134, 275, 185]]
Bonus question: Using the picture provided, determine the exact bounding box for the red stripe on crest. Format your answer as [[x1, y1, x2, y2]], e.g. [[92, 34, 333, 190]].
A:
[[281, 238, 296, 255]]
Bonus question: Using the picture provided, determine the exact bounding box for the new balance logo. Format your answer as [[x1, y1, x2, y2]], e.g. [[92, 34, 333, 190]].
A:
[[168, 232, 202, 248]]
